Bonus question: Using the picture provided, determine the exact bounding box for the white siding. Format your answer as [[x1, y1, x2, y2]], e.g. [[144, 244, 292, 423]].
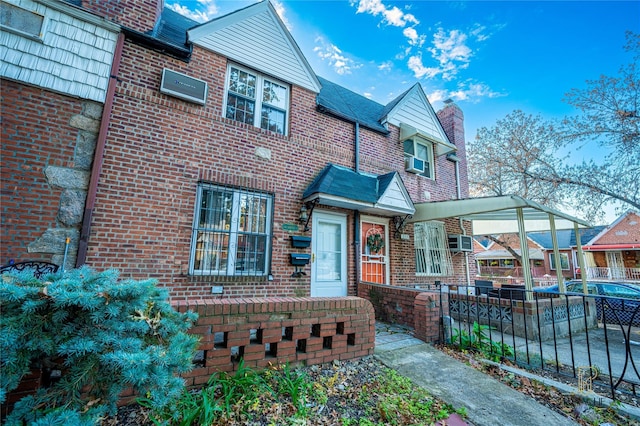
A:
[[0, 0, 118, 102], [190, 4, 319, 93], [376, 175, 415, 214], [386, 86, 449, 144]]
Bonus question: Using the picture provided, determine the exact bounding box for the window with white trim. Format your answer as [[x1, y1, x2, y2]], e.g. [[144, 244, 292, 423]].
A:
[[549, 253, 569, 270], [0, 1, 46, 41], [190, 183, 273, 276], [404, 138, 434, 179], [224, 64, 289, 135], [414, 221, 453, 276]]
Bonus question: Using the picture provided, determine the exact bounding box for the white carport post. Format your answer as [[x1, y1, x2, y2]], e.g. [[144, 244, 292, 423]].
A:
[[549, 214, 566, 293], [516, 207, 534, 300], [574, 222, 588, 294]]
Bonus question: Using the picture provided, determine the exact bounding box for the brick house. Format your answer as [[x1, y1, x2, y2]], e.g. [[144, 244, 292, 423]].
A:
[[1, 0, 120, 270], [2, 0, 474, 300], [582, 211, 640, 281]]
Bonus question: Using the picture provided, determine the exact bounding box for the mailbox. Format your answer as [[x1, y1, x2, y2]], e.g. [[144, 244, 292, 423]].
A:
[[290, 253, 311, 266], [290, 235, 312, 248]]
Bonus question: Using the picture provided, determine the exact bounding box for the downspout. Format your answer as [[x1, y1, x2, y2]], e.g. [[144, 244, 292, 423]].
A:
[[76, 32, 125, 267], [447, 153, 471, 286], [354, 122, 361, 290]]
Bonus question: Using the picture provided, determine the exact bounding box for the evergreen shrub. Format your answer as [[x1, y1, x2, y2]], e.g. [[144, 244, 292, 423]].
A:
[[0, 267, 199, 424]]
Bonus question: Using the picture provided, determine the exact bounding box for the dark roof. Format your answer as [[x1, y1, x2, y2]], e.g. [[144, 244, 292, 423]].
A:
[[138, 8, 397, 134], [303, 164, 379, 203], [527, 226, 606, 249], [152, 7, 198, 47], [316, 76, 389, 134]]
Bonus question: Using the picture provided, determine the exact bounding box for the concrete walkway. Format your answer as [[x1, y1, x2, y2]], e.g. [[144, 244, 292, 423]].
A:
[[374, 323, 580, 426]]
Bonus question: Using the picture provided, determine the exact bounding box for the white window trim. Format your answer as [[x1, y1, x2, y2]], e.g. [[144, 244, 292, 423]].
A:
[[414, 221, 453, 277], [223, 63, 290, 136], [189, 183, 273, 276], [404, 137, 435, 179], [1, 0, 48, 42], [549, 252, 570, 271]]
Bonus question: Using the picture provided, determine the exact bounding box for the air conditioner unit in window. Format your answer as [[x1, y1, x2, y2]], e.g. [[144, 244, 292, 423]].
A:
[[448, 234, 473, 252], [405, 156, 425, 174]]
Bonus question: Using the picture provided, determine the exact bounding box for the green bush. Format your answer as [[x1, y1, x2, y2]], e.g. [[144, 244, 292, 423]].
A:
[[0, 267, 199, 425]]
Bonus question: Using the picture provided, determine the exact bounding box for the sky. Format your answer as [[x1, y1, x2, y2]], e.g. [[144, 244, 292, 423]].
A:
[[168, 0, 639, 222]]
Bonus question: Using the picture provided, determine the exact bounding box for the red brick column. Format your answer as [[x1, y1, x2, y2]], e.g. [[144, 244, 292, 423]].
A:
[[414, 291, 448, 343]]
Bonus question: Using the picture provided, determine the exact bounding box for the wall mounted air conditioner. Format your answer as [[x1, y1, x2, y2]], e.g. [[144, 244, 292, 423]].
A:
[[448, 234, 473, 252], [160, 68, 208, 105], [405, 156, 425, 174]]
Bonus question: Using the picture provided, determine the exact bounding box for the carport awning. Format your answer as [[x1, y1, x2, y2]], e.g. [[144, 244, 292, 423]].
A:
[[409, 195, 590, 234]]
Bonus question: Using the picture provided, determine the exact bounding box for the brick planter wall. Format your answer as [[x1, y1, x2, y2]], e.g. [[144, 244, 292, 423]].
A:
[[173, 296, 375, 389], [358, 282, 446, 343], [3, 297, 375, 414]]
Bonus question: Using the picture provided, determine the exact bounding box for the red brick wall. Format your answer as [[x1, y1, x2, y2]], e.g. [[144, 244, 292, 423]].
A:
[[358, 282, 446, 343], [79, 38, 474, 299], [3, 296, 375, 413], [594, 212, 640, 245], [0, 80, 80, 264], [81, 0, 162, 32], [172, 297, 375, 385]]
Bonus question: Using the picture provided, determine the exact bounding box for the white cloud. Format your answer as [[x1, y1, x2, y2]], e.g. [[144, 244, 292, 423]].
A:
[[403, 27, 425, 47], [378, 61, 393, 72], [271, 0, 292, 30], [426, 28, 473, 80], [427, 81, 506, 104], [407, 55, 440, 79], [314, 37, 362, 75], [353, 0, 419, 27], [167, 0, 219, 23]]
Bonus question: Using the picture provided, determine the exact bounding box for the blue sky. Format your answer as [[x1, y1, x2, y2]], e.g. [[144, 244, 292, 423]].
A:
[[169, 0, 638, 222], [169, 0, 638, 141]]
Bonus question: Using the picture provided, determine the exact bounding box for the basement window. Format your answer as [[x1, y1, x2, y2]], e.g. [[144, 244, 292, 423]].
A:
[[1, 1, 46, 41]]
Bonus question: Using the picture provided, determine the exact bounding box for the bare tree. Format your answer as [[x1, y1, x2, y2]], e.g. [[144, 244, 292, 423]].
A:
[[469, 31, 640, 225]]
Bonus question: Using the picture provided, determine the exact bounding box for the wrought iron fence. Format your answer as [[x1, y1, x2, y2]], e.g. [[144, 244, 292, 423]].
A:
[[441, 284, 640, 400]]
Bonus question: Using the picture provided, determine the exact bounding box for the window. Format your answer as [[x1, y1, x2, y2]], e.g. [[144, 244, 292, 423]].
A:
[[225, 64, 289, 135], [0, 1, 45, 41], [404, 138, 434, 178], [549, 253, 569, 270], [414, 221, 453, 276], [190, 183, 273, 276]]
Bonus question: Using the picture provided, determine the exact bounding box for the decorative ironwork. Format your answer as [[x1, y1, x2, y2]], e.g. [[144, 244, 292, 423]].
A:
[[0, 261, 59, 279]]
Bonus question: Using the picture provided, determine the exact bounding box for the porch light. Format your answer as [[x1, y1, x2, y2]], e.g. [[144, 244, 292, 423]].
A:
[[299, 199, 319, 232], [299, 205, 308, 223]]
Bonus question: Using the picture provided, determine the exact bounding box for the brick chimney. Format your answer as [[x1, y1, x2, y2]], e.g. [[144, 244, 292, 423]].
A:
[[82, 0, 163, 33], [437, 100, 469, 198]]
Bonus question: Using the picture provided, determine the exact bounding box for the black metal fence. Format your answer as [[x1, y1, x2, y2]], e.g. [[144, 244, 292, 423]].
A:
[[441, 284, 640, 400]]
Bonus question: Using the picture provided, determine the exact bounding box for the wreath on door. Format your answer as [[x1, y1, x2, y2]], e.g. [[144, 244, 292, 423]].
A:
[[366, 233, 384, 253]]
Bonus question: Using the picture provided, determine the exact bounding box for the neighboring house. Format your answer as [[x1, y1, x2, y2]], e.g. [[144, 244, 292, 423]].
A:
[[473, 233, 545, 279], [1, 0, 120, 270], [528, 226, 605, 279], [582, 211, 640, 281], [2, 0, 475, 299]]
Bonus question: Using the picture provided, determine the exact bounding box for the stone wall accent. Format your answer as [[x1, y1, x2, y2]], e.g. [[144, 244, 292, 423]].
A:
[[0, 79, 101, 270]]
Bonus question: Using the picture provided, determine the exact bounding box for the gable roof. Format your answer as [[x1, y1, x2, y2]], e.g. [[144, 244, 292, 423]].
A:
[[527, 227, 606, 249], [382, 84, 456, 155], [303, 164, 415, 216], [583, 211, 640, 249], [152, 7, 196, 48], [187, 1, 320, 93]]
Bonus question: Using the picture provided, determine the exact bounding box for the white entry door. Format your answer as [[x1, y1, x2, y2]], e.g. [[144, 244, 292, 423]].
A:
[[311, 211, 347, 297]]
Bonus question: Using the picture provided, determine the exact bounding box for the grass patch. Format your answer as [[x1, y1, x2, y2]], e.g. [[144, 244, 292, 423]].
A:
[[140, 359, 465, 425]]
